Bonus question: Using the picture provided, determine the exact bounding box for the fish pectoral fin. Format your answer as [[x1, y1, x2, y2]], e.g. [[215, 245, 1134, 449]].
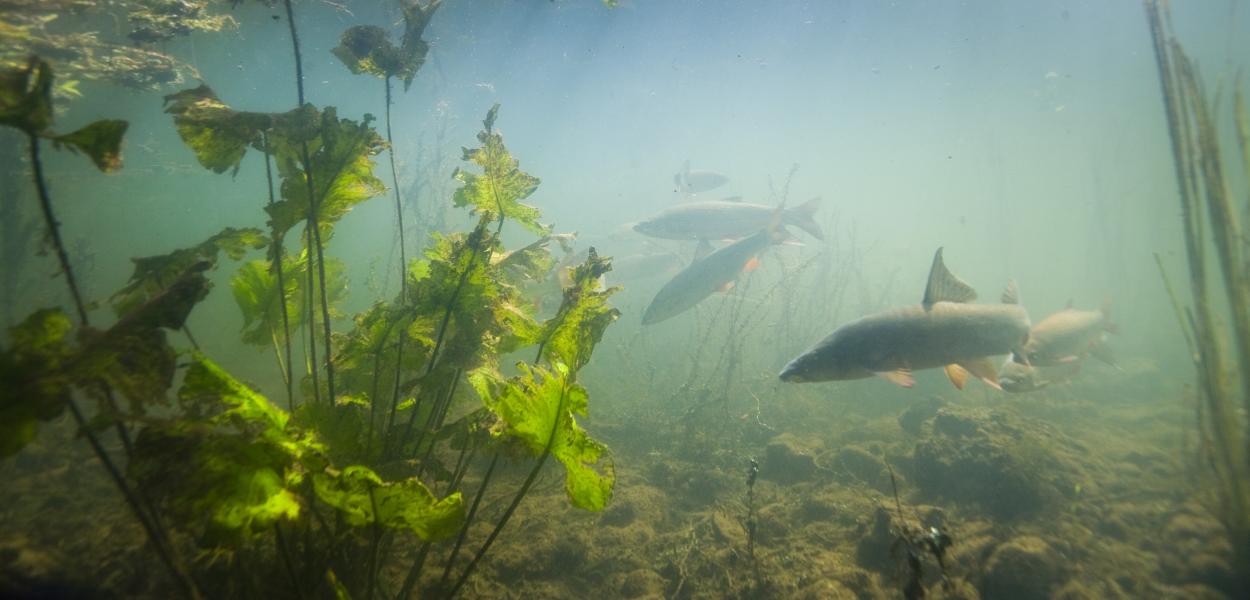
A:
[[922, 247, 978, 306], [717, 280, 736, 293], [957, 357, 1003, 391], [743, 256, 761, 273], [944, 364, 969, 390], [875, 369, 915, 388]]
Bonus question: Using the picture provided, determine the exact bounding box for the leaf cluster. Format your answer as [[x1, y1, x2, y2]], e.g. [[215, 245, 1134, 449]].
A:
[[0, 57, 128, 170], [0, 260, 214, 457], [231, 250, 349, 348], [452, 104, 546, 235], [126, 0, 238, 45]]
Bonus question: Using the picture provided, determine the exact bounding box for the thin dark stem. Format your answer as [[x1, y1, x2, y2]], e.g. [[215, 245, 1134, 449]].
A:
[[305, 224, 322, 404], [385, 74, 413, 463], [448, 383, 570, 597], [438, 452, 499, 589], [283, 0, 305, 106], [68, 399, 201, 598], [182, 325, 201, 352], [396, 542, 432, 600], [28, 134, 87, 324], [366, 486, 382, 600], [263, 132, 295, 410], [274, 523, 305, 600]]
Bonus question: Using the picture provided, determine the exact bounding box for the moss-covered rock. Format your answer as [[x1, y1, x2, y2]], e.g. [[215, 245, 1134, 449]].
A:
[[980, 536, 1071, 600]]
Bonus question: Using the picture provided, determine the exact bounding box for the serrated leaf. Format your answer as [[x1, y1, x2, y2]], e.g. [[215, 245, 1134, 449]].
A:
[[0, 56, 53, 134], [111, 227, 267, 318], [0, 309, 74, 458], [540, 248, 620, 371], [451, 104, 546, 235], [313, 465, 464, 541], [472, 362, 613, 511]]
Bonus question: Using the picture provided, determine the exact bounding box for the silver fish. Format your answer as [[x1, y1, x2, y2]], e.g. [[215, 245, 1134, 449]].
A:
[[998, 358, 1083, 393], [642, 221, 784, 325], [1016, 301, 1116, 367], [633, 197, 823, 242], [673, 160, 729, 194], [779, 248, 1030, 389]]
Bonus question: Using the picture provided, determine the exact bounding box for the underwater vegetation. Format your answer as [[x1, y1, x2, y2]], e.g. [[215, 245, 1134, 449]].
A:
[[1, 1, 622, 598], [1, 1, 1248, 599]]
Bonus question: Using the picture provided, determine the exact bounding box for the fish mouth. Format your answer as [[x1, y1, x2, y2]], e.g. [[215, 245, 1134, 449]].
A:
[[778, 364, 804, 382]]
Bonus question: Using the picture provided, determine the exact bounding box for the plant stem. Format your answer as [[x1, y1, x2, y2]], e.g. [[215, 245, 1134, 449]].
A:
[[263, 132, 295, 410], [447, 382, 571, 597], [366, 486, 382, 600], [27, 132, 199, 597], [437, 452, 499, 589], [385, 74, 414, 464], [274, 523, 305, 600], [282, 0, 337, 405]]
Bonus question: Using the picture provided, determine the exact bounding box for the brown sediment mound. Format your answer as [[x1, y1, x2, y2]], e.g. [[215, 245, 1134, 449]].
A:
[[762, 433, 818, 484], [908, 407, 1082, 520], [980, 536, 1071, 600]]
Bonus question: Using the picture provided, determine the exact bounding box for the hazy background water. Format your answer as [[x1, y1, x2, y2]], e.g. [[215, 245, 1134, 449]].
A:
[[9, 0, 1249, 401]]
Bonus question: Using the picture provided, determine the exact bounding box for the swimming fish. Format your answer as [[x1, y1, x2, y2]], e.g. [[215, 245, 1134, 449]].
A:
[[641, 219, 786, 325], [778, 248, 1030, 389], [997, 359, 1083, 393], [633, 197, 823, 242], [673, 160, 729, 195], [1014, 300, 1117, 367]]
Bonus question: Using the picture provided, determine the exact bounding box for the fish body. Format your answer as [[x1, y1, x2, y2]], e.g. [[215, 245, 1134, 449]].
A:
[[674, 161, 728, 194], [633, 198, 823, 242], [642, 225, 781, 325], [779, 248, 1029, 389], [610, 252, 685, 282], [1019, 304, 1114, 367]]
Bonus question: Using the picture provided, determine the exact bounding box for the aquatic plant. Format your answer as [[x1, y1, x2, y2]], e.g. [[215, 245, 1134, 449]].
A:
[[1144, 1, 1250, 593]]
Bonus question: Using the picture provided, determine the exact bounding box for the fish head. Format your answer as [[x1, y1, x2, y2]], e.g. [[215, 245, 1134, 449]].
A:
[[998, 359, 1048, 393], [779, 333, 865, 383]]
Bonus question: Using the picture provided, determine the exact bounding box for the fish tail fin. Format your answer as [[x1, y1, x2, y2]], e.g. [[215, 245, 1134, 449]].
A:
[[1001, 279, 1020, 305], [766, 209, 790, 244], [787, 197, 825, 240]]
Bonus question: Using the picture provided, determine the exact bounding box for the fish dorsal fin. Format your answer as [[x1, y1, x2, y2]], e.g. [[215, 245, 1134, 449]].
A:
[[923, 247, 977, 306], [1001, 280, 1020, 305]]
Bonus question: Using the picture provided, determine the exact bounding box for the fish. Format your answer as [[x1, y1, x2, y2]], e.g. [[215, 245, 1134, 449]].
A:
[[1014, 300, 1117, 367], [998, 359, 1083, 393], [778, 248, 1031, 389], [609, 252, 685, 283], [641, 218, 786, 325], [673, 160, 729, 195], [633, 197, 824, 242]]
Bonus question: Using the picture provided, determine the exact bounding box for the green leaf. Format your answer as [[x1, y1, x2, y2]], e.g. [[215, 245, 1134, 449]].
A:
[[266, 108, 387, 237], [163, 85, 315, 174], [452, 105, 546, 235], [313, 465, 464, 541], [471, 362, 613, 511], [540, 248, 620, 371], [48, 119, 128, 172], [0, 57, 53, 134], [111, 227, 267, 318], [332, 1, 442, 89], [0, 309, 74, 458], [130, 355, 326, 544]]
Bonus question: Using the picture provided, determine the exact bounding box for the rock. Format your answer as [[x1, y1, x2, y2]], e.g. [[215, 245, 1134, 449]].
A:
[[910, 407, 1072, 520], [619, 568, 667, 598], [833, 445, 886, 485], [763, 434, 817, 483], [898, 397, 945, 435], [796, 578, 857, 599], [980, 536, 1071, 600], [1158, 507, 1236, 593]]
